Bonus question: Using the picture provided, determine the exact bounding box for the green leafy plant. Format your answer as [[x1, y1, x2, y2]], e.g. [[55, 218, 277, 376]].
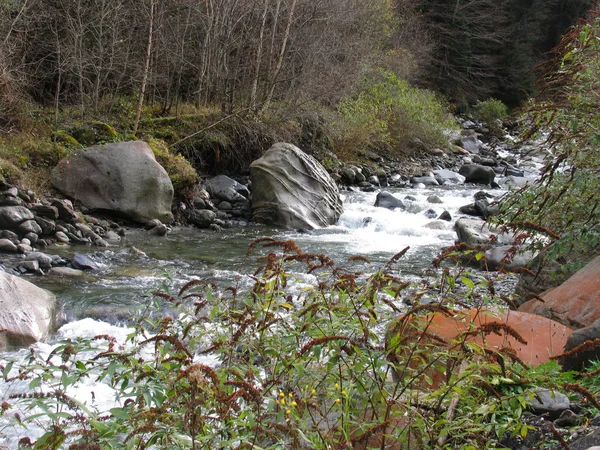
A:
[[336, 70, 458, 156], [499, 16, 600, 262], [474, 98, 509, 123], [0, 240, 574, 449]]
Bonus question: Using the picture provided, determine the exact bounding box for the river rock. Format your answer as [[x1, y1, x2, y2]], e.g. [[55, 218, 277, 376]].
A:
[[48, 267, 85, 277], [458, 164, 496, 185], [432, 169, 465, 185], [529, 389, 571, 418], [410, 175, 439, 186], [30, 204, 59, 220], [454, 218, 513, 246], [250, 143, 343, 229], [0, 206, 34, 229], [386, 308, 572, 388], [71, 253, 100, 271], [25, 252, 54, 269], [51, 140, 174, 224], [0, 238, 17, 253], [205, 175, 249, 202], [559, 318, 600, 371], [51, 199, 79, 223], [460, 130, 482, 154], [483, 245, 535, 271], [0, 271, 57, 349], [186, 209, 217, 228], [374, 192, 405, 210], [438, 211, 452, 221], [519, 254, 600, 329]]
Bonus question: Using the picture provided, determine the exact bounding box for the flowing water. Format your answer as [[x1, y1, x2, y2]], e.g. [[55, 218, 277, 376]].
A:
[[25, 184, 488, 323], [0, 183, 502, 445]]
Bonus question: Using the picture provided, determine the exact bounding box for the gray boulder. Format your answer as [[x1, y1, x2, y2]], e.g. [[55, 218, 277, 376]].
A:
[[0, 271, 57, 349], [186, 209, 217, 228], [432, 169, 465, 185], [0, 206, 34, 229], [72, 253, 100, 271], [205, 175, 250, 201], [458, 164, 496, 185], [483, 245, 535, 271], [250, 143, 343, 229], [410, 175, 439, 186], [51, 141, 174, 224], [460, 131, 482, 154], [454, 218, 514, 246], [374, 192, 405, 210]]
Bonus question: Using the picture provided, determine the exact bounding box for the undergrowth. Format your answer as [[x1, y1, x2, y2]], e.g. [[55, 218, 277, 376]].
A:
[[0, 239, 591, 449]]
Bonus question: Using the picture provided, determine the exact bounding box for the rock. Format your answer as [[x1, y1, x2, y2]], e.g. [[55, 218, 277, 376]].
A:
[[553, 409, 578, 427], [21, 260, 40, 272], [529, 389, 571, 419], [51, 141, 174, 224], [0, 271, 57, 349], [367, 175, 380, 186], [460, 131, 482, 154], [129, 246, 147, 257], [148, 223, 168, 236], [250, 143, 343, 229], [25, 252, 54, 270], [186, 209, 216, 228], [559, 318, 600, 371], [374, 192, 405, 210], [205, 175, 250, 200], [432, 169, 465, 185], [483, 246, 535, 271], [386, 308, 572, 388], [514, 243, 599, 303], [17, 243, 32, 253], [503, 176, 534, 189], [0, 206, 34, 229], [35, 216, 56, 235], [145, 218, 163, 230], [217, 201, 233, 211], [459, 164, 496, 185], [0, 238, 17, 253], [71, 253, 100, 271], [51, 199, 79, 223], [438, 211, 452, 221], [423, 220, 447, 230], [30, 204, 59, 220], [519, 255, 600, 328], [427, 195, 443, 204], [17, 219, 42, 236], [424, 209, 437, 219], [340, 166, 356, 184], [48, 267, 85, 277], [410, 175, 439, 186], [454, 218, 514, 246], [55, 231, 70, 243]]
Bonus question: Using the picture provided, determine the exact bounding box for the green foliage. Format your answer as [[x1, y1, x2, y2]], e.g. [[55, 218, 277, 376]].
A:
[[0, 241, 572, 449], [336, 70, 458, 156], [148, 139, 198, 195], [68, 121, 120, 146], [474, 98, 509, 123], [499, 17, 600, 261]]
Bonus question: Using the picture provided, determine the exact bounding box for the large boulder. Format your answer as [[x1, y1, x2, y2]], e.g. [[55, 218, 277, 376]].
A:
[[458, 164, 496, 185], [519, 255, 600, 329], [51, 141, 174, 224], [386, 308, 572, 388], [250, 143, 343, 229], [0, 271, 57, 349]]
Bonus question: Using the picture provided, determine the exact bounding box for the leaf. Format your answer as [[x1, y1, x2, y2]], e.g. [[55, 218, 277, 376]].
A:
[[29, 377, 41, 389], [461, 276, 474, 290]]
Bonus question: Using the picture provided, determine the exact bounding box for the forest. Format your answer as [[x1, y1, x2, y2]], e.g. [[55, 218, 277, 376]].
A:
[[0, 0, 593, 131]]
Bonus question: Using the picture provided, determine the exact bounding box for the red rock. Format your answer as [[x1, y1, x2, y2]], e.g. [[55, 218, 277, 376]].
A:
[[386, 308, 572, 388], [519, 255, 600, 328]]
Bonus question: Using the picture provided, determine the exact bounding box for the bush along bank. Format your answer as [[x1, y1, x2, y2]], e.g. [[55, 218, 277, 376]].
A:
[[2, 239, 600, 449]]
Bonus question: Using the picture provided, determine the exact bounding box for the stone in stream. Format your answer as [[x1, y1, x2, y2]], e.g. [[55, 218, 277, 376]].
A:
[[250, 143, 343, 229], [458, 164, 496, 185], [374, 192, 405, 210], [71, 253, 100, 271]]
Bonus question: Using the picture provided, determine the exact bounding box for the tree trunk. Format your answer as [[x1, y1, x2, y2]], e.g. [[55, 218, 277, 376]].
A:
[[262, 0, 297, 113], [250, 0, 269, 110], [133, 0, 155, 135]]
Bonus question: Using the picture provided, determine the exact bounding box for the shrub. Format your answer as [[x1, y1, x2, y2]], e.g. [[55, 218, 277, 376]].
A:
[[335, 70, 458, 156], [148, 138, 198, 195], [499, 17, 600, 262], [0, 240, 577, 449], [474, 98, 509, 123]]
